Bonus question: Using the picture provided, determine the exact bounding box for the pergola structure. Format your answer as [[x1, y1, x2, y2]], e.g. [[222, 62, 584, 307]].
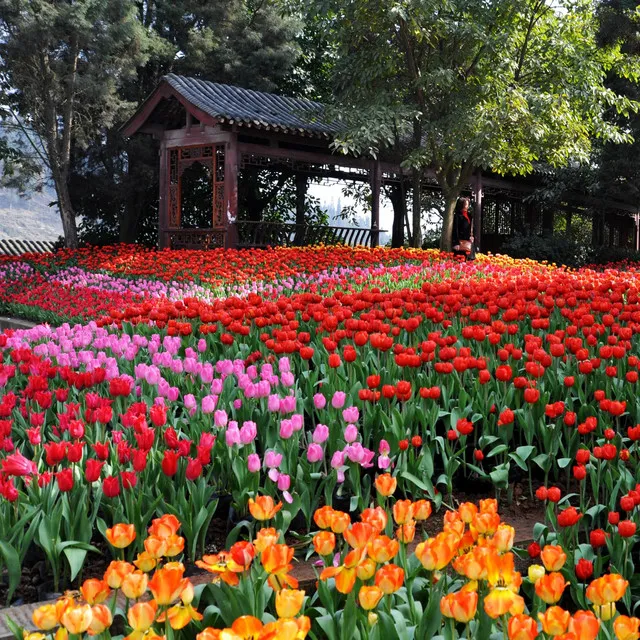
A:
[[123, 74, 640, 252]]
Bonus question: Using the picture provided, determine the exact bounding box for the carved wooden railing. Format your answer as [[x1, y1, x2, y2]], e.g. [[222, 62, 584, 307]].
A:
[[165, 228, 227, 250], [236, 221, 381, 248]]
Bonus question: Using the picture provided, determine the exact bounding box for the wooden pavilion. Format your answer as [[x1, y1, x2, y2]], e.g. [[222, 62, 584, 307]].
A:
[[123, 74, 640, 252]]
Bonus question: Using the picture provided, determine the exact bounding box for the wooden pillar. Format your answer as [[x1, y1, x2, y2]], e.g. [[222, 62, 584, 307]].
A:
[[473, 171, 483, 251], [542, 207, 554, 235], [225, 133, 239, 249], [158, 140, 169, 248], [370, 159, 381, 247], [635, 213, 640, 251]]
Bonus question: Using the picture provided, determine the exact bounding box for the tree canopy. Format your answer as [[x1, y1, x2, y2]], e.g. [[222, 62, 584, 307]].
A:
[[306, 0, 640, 249]]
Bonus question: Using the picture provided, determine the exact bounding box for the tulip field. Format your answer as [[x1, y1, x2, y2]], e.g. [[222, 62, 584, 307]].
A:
[[2, 245, 640, 639]]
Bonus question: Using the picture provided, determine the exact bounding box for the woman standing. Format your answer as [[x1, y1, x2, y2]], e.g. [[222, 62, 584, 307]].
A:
[[451, 197, 475, 260]]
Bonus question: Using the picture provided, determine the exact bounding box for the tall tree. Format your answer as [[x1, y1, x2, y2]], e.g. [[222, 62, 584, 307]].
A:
[[71, 0, 302, 245], [0, 0, 149, 248], [307, 0, 640, 250]]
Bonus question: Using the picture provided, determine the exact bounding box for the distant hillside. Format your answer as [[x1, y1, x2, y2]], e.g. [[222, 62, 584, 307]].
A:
[[0, 188, 62, 241]]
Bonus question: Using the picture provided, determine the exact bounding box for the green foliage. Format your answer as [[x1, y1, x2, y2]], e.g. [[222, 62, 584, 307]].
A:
[[306, 0, 640, 249], [501, 230, 640, 267], [0, 0, 150, 246]]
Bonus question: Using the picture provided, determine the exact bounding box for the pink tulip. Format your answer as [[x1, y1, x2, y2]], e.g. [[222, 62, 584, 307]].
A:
[[1, 452, 37, 476], [247, 454, 261, 473], [331, 392, 346, 409], [202, 395, 217, 414], [313, 424, 329, 444], [277, 474, 291, 491], [197, 339, 207, 352], [240, 421, 257, 444], [307, 444, 323, 463], [279, 419, 294, 439], [268, 395, 281, 412], [214, 410, 228, 428], [265, 451, 282, 468], [313, 393, 326, 410], [342, 406, 359, 423], [184, 394, 196, 410], [344, 424, 358, 443]]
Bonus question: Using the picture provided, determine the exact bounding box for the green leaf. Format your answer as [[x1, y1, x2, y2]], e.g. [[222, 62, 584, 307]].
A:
[[63, 547, 87, 582], [400, 471, 435, 497], [0, 541, 21, 605]]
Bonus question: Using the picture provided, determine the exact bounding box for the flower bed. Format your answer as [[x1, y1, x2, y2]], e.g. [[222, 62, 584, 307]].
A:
[[1, 246, 640, 638]]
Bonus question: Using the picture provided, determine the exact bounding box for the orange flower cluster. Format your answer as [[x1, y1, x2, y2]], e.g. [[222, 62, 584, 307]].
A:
[[197, 614, 310, 640], [31, 515, 199, 640]]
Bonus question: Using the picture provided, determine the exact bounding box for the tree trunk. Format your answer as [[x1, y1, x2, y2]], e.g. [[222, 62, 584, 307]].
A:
[[294, 173, 307, 245], [411, 168, 422, 248], [389, 183, 406, 248], [120, 148, 143, 243], [440, 193, 458, 252], [55, 176, 78, 248]]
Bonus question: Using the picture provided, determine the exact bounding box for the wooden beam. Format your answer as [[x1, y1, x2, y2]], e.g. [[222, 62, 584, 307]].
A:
[[122, 80, 218, 137]]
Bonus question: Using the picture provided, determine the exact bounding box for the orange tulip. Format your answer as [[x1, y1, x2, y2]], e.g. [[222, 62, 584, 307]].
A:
[[586, 574, 628, 605], [195, 552, 243, 586], [593, 602, 617, 621], [361, 506, 388, 532], [330, 511, 351, 534], [368, 535, 399, 563], [261, 544, 298, 590], [133, 551, 157, 572], [440, 590, 478, 623], [160, 601, 203, 630], [121, 571, 149, 600], [356, 557, 377, 581], [485, 550, 521, 590], [148, 514, 181, 539], [148, 566, 189, 605], [230, 616, 263, 638], [392, 499, 413, 525], [261, 617, 310, 640], [144, 535, 168, 559], [104, 560, 135, 589], [60, 604, 93, 635], [473, 512, 501, 535], [80, 578, 111, 605], [539, 606, 570, 636], [32, 604, 60, 631], [493, 524, 515, 553], [535, 572, 568, 604], [479, 498, 498, 514], [568, 610, 600, 639], [88, 604, 112, 636], [313, 531, 336, 557], [127, 601, 158, 631], [359, 585, 384, 610], [23, 634, 46, 640], [248, 496, 282, 520], [320, 548, 364, 594], [396, 521, 416, 544], [540, 545, 567, 572], [105, 523, 136, 549], [197, 629, 222, 640], [313, 506, 335, 530], [254, 527, 279, 553], [508, 614, 539, 640], [374, 473, 397, 497], [458, 502, 478, 523], [344, 522, 375, 549], [230, 541, 256, 570], [453, 547, 490, 581], [412, 500, 432, 521], [613, 615, 640, 640], [275, 589, 305, 618], [484, 589, 525, 619], [415, 532, 459, 571], [165, 534, 185, 557], [374, 564, 404, 595]]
